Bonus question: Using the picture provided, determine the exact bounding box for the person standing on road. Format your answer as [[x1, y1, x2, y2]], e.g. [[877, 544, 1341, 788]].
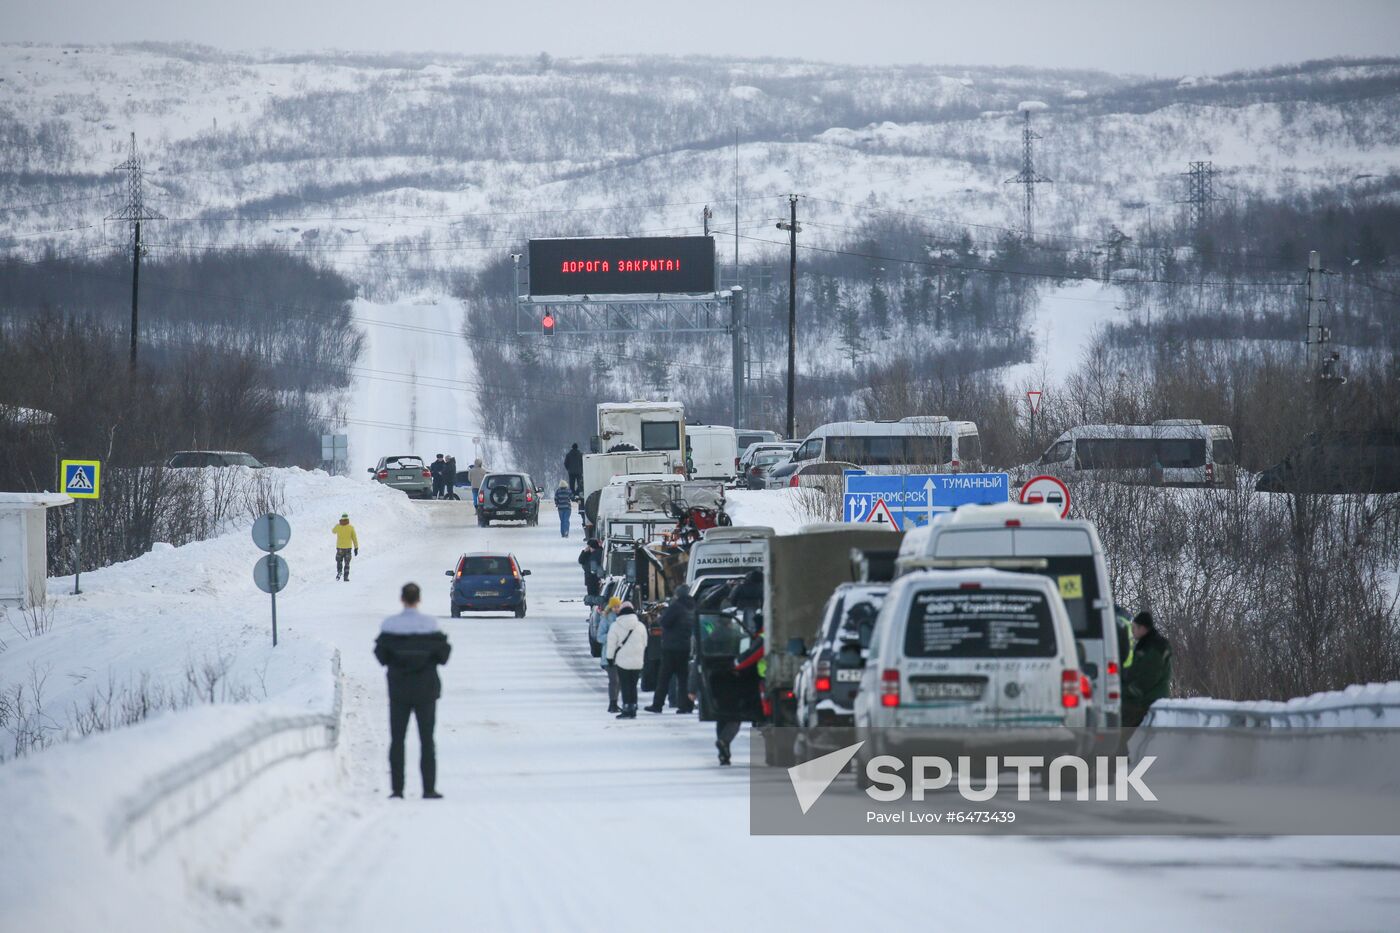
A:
[[1122, 610, 1172, 728], [430, 454, 448, 499], [578, 538, 604, 597], [554, 481, 573, 538], [564, 442, 584, 499], [646, 584, 695, 714], [444, 454, 459, 500], [598, 595, 622, 713], [332, 513, 359, 581], [374, 583, 452, 799], [606, 601, 647, 719], [467, 458, 488, 506]]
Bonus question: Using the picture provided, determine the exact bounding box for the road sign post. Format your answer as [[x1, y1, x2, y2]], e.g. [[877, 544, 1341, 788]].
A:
[[252, 513, 291, 646], [843, 472, 1012, 531], [1027, 390, 1042, 451], [61, 459, 101, 595]]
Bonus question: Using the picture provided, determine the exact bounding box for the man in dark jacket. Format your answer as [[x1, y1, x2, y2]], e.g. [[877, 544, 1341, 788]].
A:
[[560, 442, 582, 498], [429, 454, 448, 499], [578, 539, 604, 596], [564, 443, 585, 498], [645, 584, 695, 714], [1122, 610, 1172, 728], [444, 454, 459, 500], [374, 583, 452, 799]]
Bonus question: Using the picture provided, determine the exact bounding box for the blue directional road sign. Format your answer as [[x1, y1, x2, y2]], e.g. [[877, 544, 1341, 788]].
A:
[[843, 472, 1011, 531]]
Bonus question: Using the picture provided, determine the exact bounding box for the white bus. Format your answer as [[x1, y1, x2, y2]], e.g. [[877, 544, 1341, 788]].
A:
[[1037, 420, 1235, 487], [787, 416, 981, 474]]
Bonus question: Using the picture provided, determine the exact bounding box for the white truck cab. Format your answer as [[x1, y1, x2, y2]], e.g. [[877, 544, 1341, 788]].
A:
[[594, 401, 687, 475]]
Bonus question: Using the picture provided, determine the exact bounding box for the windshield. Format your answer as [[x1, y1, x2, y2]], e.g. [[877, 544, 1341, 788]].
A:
[[904, 588, 1056, 658], [459, 556, 514, 576]]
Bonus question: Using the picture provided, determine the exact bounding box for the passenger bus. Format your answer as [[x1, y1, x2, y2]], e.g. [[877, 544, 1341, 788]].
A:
[[787, 416, 981, 474], [1037, 420, 1235, 487]]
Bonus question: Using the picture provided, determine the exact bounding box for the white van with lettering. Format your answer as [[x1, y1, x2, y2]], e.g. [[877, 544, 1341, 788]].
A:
[[895, 502, 1121, 753], [685, 527, 774, 595], [852, 568, 1090, 775]]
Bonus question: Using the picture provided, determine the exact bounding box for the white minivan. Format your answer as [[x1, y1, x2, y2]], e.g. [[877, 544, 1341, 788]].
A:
[[685, 424, 740, 482], [895, 502, 1121, 750], [852, 568, 1090, 765], [788, 416, 981, 474], [1037, 419, 1236, 487]]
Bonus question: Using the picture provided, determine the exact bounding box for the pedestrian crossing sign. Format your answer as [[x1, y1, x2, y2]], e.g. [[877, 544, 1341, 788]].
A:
[[61, 459, 101, 499]]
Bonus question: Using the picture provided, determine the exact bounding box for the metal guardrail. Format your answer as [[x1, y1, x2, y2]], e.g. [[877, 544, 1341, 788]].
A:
[[1143, 693, 1400, 730], [107, 650, 344, 863]]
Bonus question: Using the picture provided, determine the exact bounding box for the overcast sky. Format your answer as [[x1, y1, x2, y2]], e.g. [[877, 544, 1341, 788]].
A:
[[5, 0, 1399, 76]]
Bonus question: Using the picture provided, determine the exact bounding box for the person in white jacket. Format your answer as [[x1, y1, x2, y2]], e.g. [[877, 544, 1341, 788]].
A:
[[605, 602, 647, 719]]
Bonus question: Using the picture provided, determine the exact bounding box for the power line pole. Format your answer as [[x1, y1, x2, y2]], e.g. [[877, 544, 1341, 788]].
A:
[[108, 132, 163, 369], [1179, 160, 1219, 235], [1004, 108, 1051, 241], [776, 195, 800, 439]]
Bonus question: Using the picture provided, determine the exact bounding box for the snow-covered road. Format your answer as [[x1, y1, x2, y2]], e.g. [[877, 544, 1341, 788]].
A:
[[205, 501, 1400, 932]]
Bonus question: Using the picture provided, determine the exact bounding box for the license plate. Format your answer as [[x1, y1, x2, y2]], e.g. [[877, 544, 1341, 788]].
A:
[[912, 681, 983, 700], [835, 669, 863, 682], [475, 590, 499, 597]]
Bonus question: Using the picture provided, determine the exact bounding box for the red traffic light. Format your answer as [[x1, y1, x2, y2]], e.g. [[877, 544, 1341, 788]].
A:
[[541, 313, 556, 335]]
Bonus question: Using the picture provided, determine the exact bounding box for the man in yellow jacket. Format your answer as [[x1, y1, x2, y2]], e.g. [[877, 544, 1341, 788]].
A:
[[333, 513, 359, 581]]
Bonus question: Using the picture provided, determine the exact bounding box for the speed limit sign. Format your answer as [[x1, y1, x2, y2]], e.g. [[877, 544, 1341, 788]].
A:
[[1020, 474, 1071, 518]]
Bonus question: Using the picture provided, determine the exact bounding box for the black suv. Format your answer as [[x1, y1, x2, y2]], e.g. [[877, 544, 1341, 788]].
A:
[[476, 472, 542, 527], [791, 583, 886, 761], [1256, 432, 1400, 495]]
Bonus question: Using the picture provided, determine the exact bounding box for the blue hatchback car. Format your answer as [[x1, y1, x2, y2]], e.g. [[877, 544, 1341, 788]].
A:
[[446, 552, 530, 618]]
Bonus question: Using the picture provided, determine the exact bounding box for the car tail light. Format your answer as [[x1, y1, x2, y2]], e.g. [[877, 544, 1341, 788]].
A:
[[1004, 519, 1021, 527], [735, 457, 741, 471], [959, 582, 981, 590], [512, 560, 521, 580], [1107, 661, 1119, 675], [376, 470, 389, 479], [1205, 462, 1215, 483], [1080, 673, 1093, 699], [525, 492, 534, 502], [421, 469, 431, 478], [1061, 670, 1081, 708], [477, 493, 485, 503], [789, 474, 801, 488], [815, 659, 832, 693], [880, 669, 900, 707]]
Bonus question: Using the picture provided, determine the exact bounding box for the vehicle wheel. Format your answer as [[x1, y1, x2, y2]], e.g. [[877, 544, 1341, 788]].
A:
[[515, 601, 527, 619], [450, 605, 461, 619], [478, 517, 490, 527]]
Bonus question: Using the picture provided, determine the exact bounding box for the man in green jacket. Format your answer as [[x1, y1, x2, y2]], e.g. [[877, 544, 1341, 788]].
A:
[[1122, 610, 1172, 728]]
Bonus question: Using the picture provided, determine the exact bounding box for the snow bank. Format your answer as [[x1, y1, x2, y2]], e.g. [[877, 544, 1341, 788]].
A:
[[1147, 681, 1400, 728], [725, 488, 818, 535]]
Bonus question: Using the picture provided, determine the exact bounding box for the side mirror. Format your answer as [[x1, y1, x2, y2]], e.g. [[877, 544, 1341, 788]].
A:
[[444, 570, 455, 577], [522, 569, 532, 576], [535, 486, 544, 493], [786, 636, 807, 656], [367, 467, 376, 474]]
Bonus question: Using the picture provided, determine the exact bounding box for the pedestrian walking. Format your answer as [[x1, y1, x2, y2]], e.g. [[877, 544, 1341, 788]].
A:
[[444, 454, 459, 500], [597, 595, 622, 713], [645, 584, 695, 714], [578, 538, 604, 597], [606, 601, 647, 719], [564, 443, 584, 498], [467, 458, 488, 506], [553, 481, 573, 538], [373, 583, 451, 799], [430, 454, 448, 499], [332, 513, 359, 581], [1122, 610, 1173, 728]]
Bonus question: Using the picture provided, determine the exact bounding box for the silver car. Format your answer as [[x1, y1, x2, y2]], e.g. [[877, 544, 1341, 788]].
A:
[[369, 454, 433, 499]]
